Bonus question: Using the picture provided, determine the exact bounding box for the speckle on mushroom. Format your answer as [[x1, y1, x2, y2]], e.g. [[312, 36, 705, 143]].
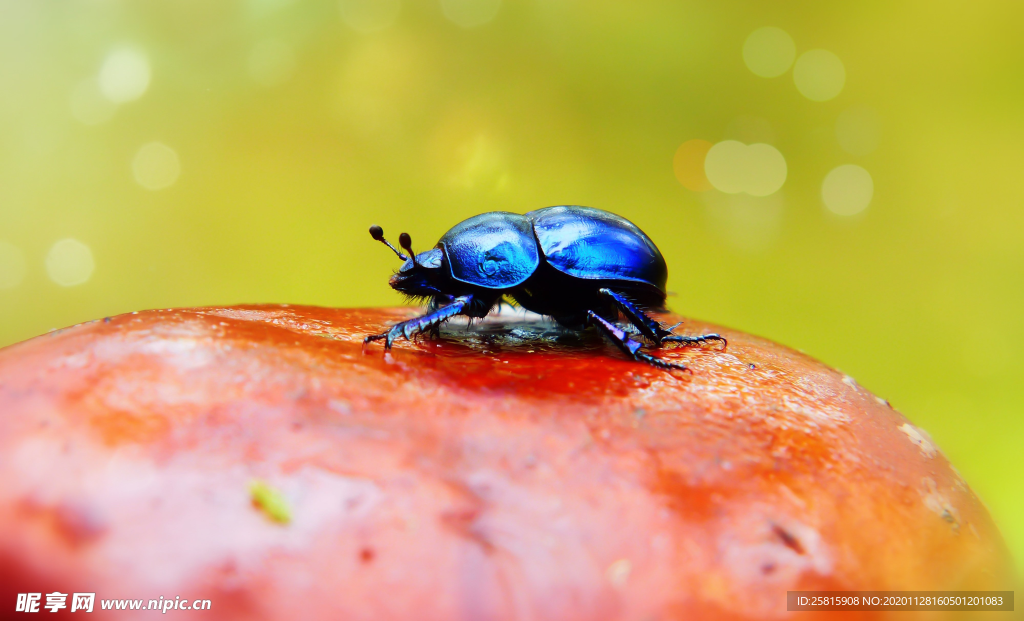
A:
[[921, 478, 960, 532], [249, 479, 291, 524]]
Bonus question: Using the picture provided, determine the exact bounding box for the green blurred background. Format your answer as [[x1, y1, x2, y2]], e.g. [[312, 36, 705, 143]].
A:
[[1, 0, 1021, 568]]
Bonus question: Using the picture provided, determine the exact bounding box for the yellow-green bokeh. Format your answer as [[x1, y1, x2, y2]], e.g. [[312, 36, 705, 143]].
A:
[[1, 0, 1022, 568]]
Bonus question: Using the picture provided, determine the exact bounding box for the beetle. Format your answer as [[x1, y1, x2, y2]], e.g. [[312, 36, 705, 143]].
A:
[[363, 205, 726, 371]]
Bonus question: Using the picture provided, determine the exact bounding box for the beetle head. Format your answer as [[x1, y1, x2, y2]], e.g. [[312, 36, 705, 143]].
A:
[[369, 225, 446, 297]]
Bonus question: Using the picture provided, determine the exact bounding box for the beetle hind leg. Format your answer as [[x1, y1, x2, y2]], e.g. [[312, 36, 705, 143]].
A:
[[597, 288, 727, 351], [597, 288, 666, 343], [662, 331, 728, 351], [586, 310, 690, 373], [633, 350, 692, 372]]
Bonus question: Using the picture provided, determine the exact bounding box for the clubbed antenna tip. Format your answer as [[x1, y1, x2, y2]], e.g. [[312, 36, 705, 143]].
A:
[[398, 233, 419, 268], [368, 224, 408, 261]]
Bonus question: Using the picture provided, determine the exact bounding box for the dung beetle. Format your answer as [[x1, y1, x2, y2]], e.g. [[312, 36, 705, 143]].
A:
[[364, 205, 725, 371]]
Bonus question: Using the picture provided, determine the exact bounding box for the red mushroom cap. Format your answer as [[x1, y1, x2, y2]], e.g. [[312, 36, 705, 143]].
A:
[[0, 306, 1013, 619]]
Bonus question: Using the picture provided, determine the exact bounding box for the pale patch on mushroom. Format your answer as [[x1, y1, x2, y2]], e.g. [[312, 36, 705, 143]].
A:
[[605, 558, 632, 588], [780, 395, 851, 425], [921, 477, 960, 531], [899, 423, 938, 458]]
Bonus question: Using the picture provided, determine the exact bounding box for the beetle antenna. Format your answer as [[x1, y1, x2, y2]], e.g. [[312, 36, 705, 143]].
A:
[[398, 232, 419, 268], [369, 225, 408, 261]]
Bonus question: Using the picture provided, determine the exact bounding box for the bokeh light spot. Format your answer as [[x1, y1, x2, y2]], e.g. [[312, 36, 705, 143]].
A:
[[705, 141, 787, 196], [99, 48, 151, 104], [133, 142, 181, 191], [822, 164, 873, 215], [70, 79, 117, 126], [673, 139, 713, 191], [744, 143, 788, 197], [46, 239, 95, 287], [441, 0, 501, 28], [704, 140, 748, 194], [0, 242, 28, 290], [742, 27, 796, 78], [836, 107, 880, 156], [248, 39, 296, 87], [339, 0, 400, 33], [793, 49, 845, 101]]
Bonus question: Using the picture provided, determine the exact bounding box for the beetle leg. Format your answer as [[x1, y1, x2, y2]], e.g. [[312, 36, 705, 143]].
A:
[[662, 332, 728, 351], [364, 296, 473, 349], [599, 288, 727, 351], [597, 288, 671, 343], [586, 310, 691, 372]]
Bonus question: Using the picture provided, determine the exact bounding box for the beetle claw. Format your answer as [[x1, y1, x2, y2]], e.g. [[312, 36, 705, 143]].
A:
[[663, 333, 728, 351], [364, 331, 398, 349], [634, 351, 692, 373]]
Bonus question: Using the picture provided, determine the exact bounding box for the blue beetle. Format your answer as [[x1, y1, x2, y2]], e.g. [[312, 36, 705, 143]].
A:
[[364, 205, 725, 370]]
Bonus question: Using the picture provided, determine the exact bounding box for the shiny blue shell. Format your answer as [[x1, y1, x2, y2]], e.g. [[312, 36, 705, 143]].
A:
[[437, 206, 666, 292], [525, 205, 667, 292], [438, 212, 540, 289]]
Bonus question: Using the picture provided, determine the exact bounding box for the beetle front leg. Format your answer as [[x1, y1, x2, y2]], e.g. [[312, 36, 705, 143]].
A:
[[586, 310, 690, 372], [364, 296, 473, 349]]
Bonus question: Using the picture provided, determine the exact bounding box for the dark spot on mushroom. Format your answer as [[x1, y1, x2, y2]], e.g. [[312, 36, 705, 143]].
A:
[[772, 524, 805, 555], [54, 502, 108, 546], [359, 547, 375, 563]]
